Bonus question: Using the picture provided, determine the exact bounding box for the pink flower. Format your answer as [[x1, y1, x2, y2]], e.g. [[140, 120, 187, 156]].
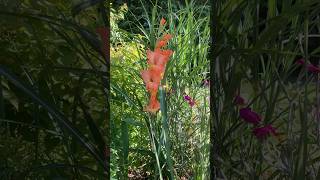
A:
[[234, 95, 246, 105], [307, 64, 320, 74], [203, 79, 210, 87], [253, 125, 277, 139], [239, 108, 261, 125]]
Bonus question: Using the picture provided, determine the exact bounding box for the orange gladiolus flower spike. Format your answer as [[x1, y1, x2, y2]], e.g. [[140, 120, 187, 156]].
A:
[[141, 24, 174, 113]]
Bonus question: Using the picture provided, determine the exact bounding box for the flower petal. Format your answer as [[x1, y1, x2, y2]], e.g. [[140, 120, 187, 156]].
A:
[[141, 70, 151, 84], [239, 108, 261, 125], [160, 18, 166, 26], [307, 64, 320, 73]]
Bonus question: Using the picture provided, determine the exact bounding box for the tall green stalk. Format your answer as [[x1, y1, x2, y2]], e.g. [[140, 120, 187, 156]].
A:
[[159, 86, 174, 179], [149, 115, 164, 180]]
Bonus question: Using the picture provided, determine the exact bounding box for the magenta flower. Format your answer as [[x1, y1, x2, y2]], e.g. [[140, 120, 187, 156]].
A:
[[183, 94, 196, 107], [253, 125, 277, 139], [296, 59, 320, 74], [239, 108, 261, 125], [307, 64, 320, 74], [296, 58, 305, 65], [184, 95, 191, 101], [234, 95, 246, 105], [188, 99, 196, 107]]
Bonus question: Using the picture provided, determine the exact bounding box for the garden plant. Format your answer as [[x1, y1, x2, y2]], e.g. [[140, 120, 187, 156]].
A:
[[2, 0, 320, 179], [110, 0, 210, 179]]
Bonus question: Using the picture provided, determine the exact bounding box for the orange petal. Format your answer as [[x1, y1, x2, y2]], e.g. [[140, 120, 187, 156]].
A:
[[150, 65, 164, 83], [146, 82, 159, 92], [141, 70, 151, 84], [156, 55, 168, 66], [145, 99, 160, 113], [163, 34, 173, 41], [147, 50, 168, 67], [160, 49, 173, 58], [156, 40, 167, 49], [147, 50, 156, 65], [160, 18, 166, 26]]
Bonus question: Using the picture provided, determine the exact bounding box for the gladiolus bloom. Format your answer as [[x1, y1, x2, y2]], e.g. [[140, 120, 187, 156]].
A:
[[141, 21, 174, 113], [163, 34, 173, 41], [146, 82, 159, 92], [141, 70, 151, 84], [253, 125, 277, 139], [155, 33, 173, 50], [147, 51, 168, 67], [156, 40, 167, 49], [144, 93, 160, 113], [158, 49, 173, 58], [239, 108, 261, 125]]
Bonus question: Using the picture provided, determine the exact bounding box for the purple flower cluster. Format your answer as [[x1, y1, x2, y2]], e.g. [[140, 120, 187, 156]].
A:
[[239, 108, 261, 125], [234, 95, 246, 105], [296, 58, 320, 74], [184, 95, 196, 107], [253, 125, 277, 139], [236, 95, 277, 140]]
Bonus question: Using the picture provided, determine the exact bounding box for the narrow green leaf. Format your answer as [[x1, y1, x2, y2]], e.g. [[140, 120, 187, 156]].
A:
[[79, 97, 106, 161], [159, 87, 174, 180], [0, 65, 107, 170], [121, 120, 129, 178]]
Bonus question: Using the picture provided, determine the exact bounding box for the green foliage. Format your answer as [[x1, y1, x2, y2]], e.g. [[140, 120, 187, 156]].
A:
[[0, 0, 108, 179], [212, 0, 320, 179]]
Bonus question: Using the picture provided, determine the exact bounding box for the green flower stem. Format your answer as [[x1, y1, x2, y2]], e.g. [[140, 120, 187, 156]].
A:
[[149, 115, 163, 180], [159, 86, 174, 179]]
